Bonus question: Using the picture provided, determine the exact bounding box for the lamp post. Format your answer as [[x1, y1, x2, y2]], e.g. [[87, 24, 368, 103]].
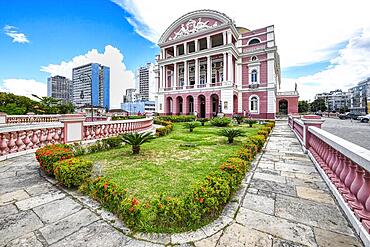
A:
[[79, 74, 93, 121]]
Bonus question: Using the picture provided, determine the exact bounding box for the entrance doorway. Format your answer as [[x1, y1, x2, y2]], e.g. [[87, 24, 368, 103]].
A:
[[198, 95, 206, 118], [279, 99, 288, 115]]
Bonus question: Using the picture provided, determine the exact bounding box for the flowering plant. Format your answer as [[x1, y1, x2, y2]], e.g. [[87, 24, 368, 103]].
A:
[[35, 144, 73, 175]]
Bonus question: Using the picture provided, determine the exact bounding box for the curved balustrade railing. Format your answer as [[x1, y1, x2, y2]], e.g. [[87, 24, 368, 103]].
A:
[[6, 114, 62, 124], [83, 118, 153, 141], [293, 119, 304, 142], [0, 123, 65, 158], [307, 126, 370, 235]]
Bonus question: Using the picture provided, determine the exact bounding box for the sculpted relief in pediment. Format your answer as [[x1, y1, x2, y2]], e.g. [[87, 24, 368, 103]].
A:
[[168, 18, 218, 41]]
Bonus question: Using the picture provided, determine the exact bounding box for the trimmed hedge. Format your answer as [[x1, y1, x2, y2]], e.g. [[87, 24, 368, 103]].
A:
[[53, 158, 93, 188], [210, 117, 231, 127], [35, 144, 74, 175], [154, 119, 174, 137], [257, 130, 269, 138], [79, 127, 268, 233], [112, 116, 145, 120], [158, 115, 196, 122]]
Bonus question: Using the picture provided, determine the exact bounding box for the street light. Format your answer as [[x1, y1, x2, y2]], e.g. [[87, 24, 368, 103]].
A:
[[79, 74, 93, 121]]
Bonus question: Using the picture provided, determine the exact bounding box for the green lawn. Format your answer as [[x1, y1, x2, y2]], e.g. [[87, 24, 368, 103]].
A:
[[82, 123, 261, 200]]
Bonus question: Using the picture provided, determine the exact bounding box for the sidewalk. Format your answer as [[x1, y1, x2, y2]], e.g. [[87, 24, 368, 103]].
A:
[[0, 121, 363, 246]]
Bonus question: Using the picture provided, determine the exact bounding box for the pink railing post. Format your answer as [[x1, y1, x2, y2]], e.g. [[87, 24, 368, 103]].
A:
[[59, 114, 85, 143], [301, 115, 325, 152]]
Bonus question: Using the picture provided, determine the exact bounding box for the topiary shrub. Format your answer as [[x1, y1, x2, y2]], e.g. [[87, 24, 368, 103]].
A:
[[158, 115, 196, 122], [154, 119, 173, 137], [244, 119, 257, 127], [35, 144, 74, 176], [218, 128, 244, 144], [261, 126, 272, 134], [198, 118, 209, 126], [233, 115, 244, 124], [105, 136, 123, 148], [249, 135, 266, 151], [184, 122, 199, 132], [266, 121, 275, 128], [210, 117, 231, 127], [53, 158, 92, 188]]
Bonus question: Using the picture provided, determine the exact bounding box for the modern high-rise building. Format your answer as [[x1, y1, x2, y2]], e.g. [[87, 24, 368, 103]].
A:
[[72, 63, 110, 109], [135, 63, 156, 101], [349, 77, 370, 114], [47, 75, 72, 102], [315, 89, 350, 112]]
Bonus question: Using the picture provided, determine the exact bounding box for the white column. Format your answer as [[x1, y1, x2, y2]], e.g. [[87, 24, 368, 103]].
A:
[[227, 31, 232, 44], [173, 63, 177, 88], [184, 42, 187, 55], [223, 31, 227, 45], [184, 61, 188, 87], [207, 36, 211, 49], [223, 53, 227, 82], [195, 39, 198, 52], [160, 65, 164, 89], [195, 58, 199, 85], [207, 55, 211, 85], [173, 45, 177, 57], [228, 53, 234, 82]]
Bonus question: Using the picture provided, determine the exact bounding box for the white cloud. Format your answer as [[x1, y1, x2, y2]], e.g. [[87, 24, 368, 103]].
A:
[[3, 25, 29, 43], [281, 27, 370, 100], [0, 79, 46, 98], [41, 45, 135, 109], [113, 0, 370, 100]]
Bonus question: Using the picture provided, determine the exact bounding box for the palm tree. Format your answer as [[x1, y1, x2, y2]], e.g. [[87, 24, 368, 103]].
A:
[[121, 132, 155, 154], [218, 128, 244, 144], [184, 122, 199, 132]]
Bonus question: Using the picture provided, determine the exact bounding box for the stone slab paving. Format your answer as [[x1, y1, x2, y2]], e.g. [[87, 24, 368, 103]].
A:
[[0, 121, 365, 246]]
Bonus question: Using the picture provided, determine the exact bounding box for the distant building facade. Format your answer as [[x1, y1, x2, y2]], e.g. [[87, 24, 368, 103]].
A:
[[135, 63, 156, 101], [315, 89, 350, 112], [121, 101, 156, 114], [154, 10, 281, 119], [124, 88, 137, 103], [72, 63, 110, 109], [47, 75, 72, 102], [348, 78, 370, 114]]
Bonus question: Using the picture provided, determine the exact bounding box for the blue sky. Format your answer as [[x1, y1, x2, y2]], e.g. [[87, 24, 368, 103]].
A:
[[0, 0, 157, 83], [0, 0, 369, 103]]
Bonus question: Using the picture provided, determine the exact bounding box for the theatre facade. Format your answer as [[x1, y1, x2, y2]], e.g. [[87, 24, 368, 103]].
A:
[[155, 9, 285, 119]]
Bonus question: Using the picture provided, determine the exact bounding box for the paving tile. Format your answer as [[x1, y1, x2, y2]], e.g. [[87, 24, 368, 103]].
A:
[[254, 172, 286, 183], [217, 223, 272, 247], [275, 194, 354, 236], [5, 232, 43, 247], [272, 238, 306, 246], [0, 203, 18, 217], [236, 207, 316, 246], [296, 186, 334, 204], [49, 221, 129, 247], [0, 210, 44, 246], [25, 182, 59, 196], [275, 162, 317, 174], [250, 178, 296, 196], [314, 227, 362, 247], [39, 208, 99, 244], [194, 231, 222, 247], [242, 193, 275, 215], [33, 197, 83, 224], [0, 189, 29, 206], [16, 191, 65, 210]]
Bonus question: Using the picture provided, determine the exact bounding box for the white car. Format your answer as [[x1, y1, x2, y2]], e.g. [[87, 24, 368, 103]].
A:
[[357, 114, 370, 123]]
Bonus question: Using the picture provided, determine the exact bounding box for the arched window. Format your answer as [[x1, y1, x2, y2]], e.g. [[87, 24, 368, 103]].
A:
[[251, 70, 258, 83], [248, 38, 260, 45], [250, 96, 259, 113]]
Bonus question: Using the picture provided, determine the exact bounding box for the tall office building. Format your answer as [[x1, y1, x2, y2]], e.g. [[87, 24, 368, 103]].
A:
[[47, 75, 72, 102], [72, 63, 110, 109], [135, 63, 156, 101], [315, 89, 350, 112], [349, 77, 370, 114]]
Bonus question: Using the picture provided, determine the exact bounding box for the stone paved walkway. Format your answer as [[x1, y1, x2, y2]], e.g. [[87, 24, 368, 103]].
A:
[[0, 121, 364, 246]]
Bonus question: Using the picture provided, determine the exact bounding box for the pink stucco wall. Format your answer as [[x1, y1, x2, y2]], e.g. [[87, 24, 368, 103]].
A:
[[276, 96, 299, 114]]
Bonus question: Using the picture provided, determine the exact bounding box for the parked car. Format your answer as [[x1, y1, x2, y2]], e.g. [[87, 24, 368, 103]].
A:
[[338, 112, 363, 120], [358, 114, 370, 123]]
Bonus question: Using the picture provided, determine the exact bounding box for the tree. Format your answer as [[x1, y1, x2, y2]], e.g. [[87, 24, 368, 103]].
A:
[[121, 132, 155, 154], [298, 100, 310, 113], [310, 98, 327, 112], [218, 128, 244, 144]]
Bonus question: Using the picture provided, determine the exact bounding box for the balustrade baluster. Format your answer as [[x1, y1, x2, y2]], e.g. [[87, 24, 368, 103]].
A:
[[350, 170, 370, 211], [343, 165, 365, 203], [0, 134, 9, 155], [15, 131, 25, 152], [23, 131, 32, 149]]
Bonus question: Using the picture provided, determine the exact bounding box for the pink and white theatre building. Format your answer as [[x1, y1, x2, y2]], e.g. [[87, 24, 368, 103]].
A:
[[155, 9, 285, 119]]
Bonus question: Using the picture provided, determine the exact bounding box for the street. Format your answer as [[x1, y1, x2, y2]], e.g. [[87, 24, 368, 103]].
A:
[[322, 117, 370, 150]]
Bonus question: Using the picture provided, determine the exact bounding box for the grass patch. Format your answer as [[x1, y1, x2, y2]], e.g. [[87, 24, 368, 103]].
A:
[[82, 123, 260, 201]]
